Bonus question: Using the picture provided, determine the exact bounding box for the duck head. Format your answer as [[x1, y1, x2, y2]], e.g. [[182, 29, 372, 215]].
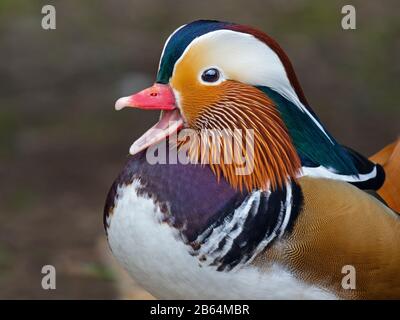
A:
[[115, 20, 314, 192]]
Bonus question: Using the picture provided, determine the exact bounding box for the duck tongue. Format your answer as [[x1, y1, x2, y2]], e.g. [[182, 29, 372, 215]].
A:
[[129, 109, 184, 155]]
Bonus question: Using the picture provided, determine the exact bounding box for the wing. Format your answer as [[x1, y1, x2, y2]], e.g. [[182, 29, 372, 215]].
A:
[[301, 145, 385, 190]]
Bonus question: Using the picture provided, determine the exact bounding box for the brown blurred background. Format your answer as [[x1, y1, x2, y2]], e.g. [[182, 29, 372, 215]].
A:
[[0, 0, 398, 299]]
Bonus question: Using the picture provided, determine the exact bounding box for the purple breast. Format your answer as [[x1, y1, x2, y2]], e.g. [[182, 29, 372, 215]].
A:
[[104, 147, 248, 242]]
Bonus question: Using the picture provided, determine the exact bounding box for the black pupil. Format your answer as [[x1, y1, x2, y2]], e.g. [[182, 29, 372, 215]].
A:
[[201, 68, 219, 82]]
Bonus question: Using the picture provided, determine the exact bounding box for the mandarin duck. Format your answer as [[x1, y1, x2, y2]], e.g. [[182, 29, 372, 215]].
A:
[[104, 20, 400, 299]]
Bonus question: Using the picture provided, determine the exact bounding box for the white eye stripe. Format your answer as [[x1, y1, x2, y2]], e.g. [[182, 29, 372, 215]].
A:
[[171, 29, 332, 141]]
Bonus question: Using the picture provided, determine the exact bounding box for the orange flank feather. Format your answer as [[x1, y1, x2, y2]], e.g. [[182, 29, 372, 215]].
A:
[[370, 139, 400, 213]]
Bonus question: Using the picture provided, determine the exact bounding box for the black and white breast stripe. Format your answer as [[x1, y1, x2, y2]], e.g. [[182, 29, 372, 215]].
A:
[[105, 151, 304, 272], [189, 180, 303, 271]]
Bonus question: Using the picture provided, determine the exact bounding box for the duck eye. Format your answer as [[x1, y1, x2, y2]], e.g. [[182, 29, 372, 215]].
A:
[[201, 68, 220, 83]]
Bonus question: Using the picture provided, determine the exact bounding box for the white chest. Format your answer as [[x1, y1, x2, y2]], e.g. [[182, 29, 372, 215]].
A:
[[106, 180, 336, 299]]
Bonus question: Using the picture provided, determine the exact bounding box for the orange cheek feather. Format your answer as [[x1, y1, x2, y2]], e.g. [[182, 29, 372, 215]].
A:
[[171, 67, 225, 126], [171, 51, 301, 191]]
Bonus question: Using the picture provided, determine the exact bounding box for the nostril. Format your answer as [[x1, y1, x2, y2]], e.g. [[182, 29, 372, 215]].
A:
[[150, 92, 158, 97]]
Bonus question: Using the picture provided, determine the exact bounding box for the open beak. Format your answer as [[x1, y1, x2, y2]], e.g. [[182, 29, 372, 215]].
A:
[[115, 83, 184, 155]]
